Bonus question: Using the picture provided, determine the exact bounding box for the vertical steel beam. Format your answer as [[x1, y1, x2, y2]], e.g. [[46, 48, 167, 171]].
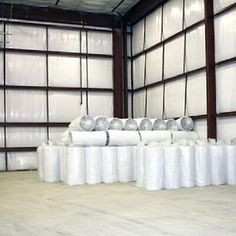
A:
[[123, 21, 128, 118], [204, 0, 217, 139], [113, 28, 123, 118]]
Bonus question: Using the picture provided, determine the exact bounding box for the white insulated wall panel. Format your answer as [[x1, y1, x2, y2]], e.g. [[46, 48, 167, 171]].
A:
[[164, 35, 184, 78], [6, 90, 47, 122], [128, 60, 132, 90], [214, 0, 235, 13], [147, 86, 164, 119], [216, 62, 236, 113], [48, 28, 80, 52], [88, 92, 113, 117], [132, 19, 144, 55], [133, 90, 145, 118], [0, 153, 6, 171], [128, 92, 132, 118], [185, 0, 204, 27], [49, 91, 85, 122], [186, 24, 206, 71], [133, 55, 145, 89], [0, 90, 3, 122], [163, 0, 183, 39], [7, 152, 37, 171], [6, 53, 46, 86], [6, 24, 46, 50], [127, 34, 131, 57], [146, 46, 163, 85], [6, 127, 47, 147], [0, 127, 4, 147], [186, 71, 207, 116], [214, 9, 236, 62], [145, 8, 162, 48], [165, 78, 185, 118], [0, 24, 3, 49], [217, 117, 236, 143], [49, 127, 68, 143], [194, 119, 207, 139], [0, 52, 3, 85]]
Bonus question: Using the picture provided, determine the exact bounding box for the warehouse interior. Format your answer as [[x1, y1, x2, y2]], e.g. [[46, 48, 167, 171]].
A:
[[0, 0, 236, 235]]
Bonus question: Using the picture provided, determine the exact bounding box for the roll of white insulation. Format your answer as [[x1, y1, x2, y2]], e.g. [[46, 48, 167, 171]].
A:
[[179, 146, 195, 188], [226, 145, 236, 185], [124, 119, 138, 131], [108, 130, 141, 146], [109, 118, 124, 130], [117, 146, 133, 183], [135, 145, 146, 188], [153, 119, 167, 130], [85, 147, 102, 184], [58, 146, 67, 182], [176, 117, 194, 131], [79, 115, 96, 131], [37, 146, 44, 181], [43, 145, 60, 182], [95, 116, 109, 131], [171, 131, 199, 143], [210, 145, 226, 185], [165, 119, 178, 131], [101, 147, 118, 183], [132, 146, 137, 181], [164, 146, 181, 189], [195, 145, 211, 186], [139, 118, 153, 131], [69, 131, 107, 146], [144, 147, 165, 191], [139, 131, 171, 145], [65, 147, 86, 186]]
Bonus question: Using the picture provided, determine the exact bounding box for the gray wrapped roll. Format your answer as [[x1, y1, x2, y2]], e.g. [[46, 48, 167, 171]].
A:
[[95, 116, 109, 131], [176, 116, 194, 131], [109, 118, 124, 130], [79, 115, 96, 131], [124, 119, 138, 131], [139, 118, 153, 131], [165, 119, 178, 131], [153, 119, 166, 130]]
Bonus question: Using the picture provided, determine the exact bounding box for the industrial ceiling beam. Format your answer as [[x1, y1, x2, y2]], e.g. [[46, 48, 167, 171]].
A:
[[0, 3, 121, 28], [124, 0, 168, 25]]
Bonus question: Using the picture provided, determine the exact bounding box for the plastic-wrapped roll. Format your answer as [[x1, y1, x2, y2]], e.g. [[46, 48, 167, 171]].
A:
[[171, 131, 199, 143], [179, 146, 195, 188], [85, 147, 102, 184], [139, 118, 153, 131], [65, 147, 86, 186], [135, 145, 145, 188], [139, 131, 171, 145], [165, 119, 178, 131], [132, 146, 137, 181], [117, 146, 133, 183], [153, 119, 166, 130], [124, 119, 138, 131], [195, 145, 211, 186], [226, 145, 236, 185], [109, 118, 124, 130], [176, 116, 194, 131], [144, 147, 165, 191], [37, 146, 44, 181], [95, 116, 109, 131], [43, 145, 60, 183], [69, 131, 107, 146], [58, 146, 67, 182], [164, 146, 181, 189], [210, 145, 226, 185], [108, 130, 141, 146], [101, 147, 118, 183], [79, 115, 96, 131]]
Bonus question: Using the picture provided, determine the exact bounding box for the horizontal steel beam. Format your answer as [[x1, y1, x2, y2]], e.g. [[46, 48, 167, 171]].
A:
[[0, 122, 69, 127]]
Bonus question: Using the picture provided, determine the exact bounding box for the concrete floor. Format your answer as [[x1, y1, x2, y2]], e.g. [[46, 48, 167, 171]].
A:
[[0, 172, 236, 236]]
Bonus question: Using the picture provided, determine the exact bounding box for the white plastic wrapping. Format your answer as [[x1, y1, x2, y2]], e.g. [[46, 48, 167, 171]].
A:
[[163, 0, 183, 39], [65, 147, 86, 186], [180, 146, 195, 188], [95, 116, 109, 131], [0, 153, 6, 171], [6, 90, 47, 122], [58, 146, 67, 182], [214, 9, 236, 62], [144, 147, 165, 191], [6, 127, 47, 147], [109, 118, 124, 130], [186, 24, 206, 71], [79, 115, 96, 131], [139, 118, 153, 131], [187, 71, 207, 116], [49, 127, 68, 144], [153, 119, 166, 130], [37, 146, 44, 181], [132, 146, 137, 181], [135, 146, 145, 188], [7, 152, 37, 171], [124, 119, 138, 131], [164, 146, 182, 189], [194, 119, 208, 140], [185, 0, 204, 27], [172, 131, 199, 143], [101, 147, 118, 183], [6, 24, 46, 50], [165, 78, 185, 118], [43, 146, 60, 182], [140, 131, 171, 145], [195, 145, 211, 186], [226, 145, 236, 185], [108, 131, 141, 146], [216, 63, 236, 113], [117, 146, 133, 183], [133, 55, 145, 89], [85, 147, 102, 184], [210, 146, 226, 185], [6, 53, 46, 86], [69, 131, 107, 146], [147, 86, 164, 119], [165, 119, 179, 131], [176, 117, 194, 131]]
